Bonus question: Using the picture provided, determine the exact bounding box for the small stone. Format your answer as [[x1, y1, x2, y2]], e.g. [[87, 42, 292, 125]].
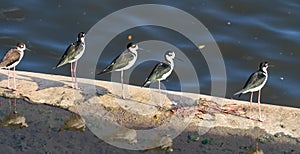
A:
[[201, 138, 212, 145], [198, 45, 205, 49]]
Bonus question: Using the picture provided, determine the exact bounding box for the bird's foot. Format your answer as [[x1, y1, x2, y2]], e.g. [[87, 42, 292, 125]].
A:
[[70, 85, 82, 90], [258, 118, 265, 122], [7, 86, 17, 91], [121, 93, 127, 100], [246, 115, 255, 120], [156, 104, 169, 111]]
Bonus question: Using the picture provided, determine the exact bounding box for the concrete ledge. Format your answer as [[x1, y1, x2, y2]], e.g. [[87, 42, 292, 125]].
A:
[[0, 70, 299, 139]]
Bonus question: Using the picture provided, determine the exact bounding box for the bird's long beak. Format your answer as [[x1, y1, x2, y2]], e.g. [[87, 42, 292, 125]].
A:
[[26, 48, 31, 51], [175, 57, 184, 62], [138, 48, 150, 52], [269, 65, 275, 67]]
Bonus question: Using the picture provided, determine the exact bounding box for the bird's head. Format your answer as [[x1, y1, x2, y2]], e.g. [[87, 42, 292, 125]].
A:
[[16, 42, 26, 51], [78, 32, 85, 42], [127, 42, 139, 52], [259, 61, 270, 72], [165, 51, 176, 62]]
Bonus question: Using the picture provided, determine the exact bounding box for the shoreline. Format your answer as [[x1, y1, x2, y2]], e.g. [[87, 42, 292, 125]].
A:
[[0, 70, 299, 140]]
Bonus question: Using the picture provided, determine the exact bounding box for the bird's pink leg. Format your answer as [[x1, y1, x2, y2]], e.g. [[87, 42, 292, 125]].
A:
[[247, 92, 254, 119], [13, 66, 17, 90], [258, 90, 264, 122], [158, 80, 163, 107], [7, 68, 11, 89], [73, 61, 80, 90], [70, 62, 75, 88], [121, 70, 125, 99]]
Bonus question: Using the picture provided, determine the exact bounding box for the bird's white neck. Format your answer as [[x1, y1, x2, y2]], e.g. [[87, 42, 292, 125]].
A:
[[166, 56, 174, 69], [78, 37, 85, 43], [129, 49, 138, 55], [17, 47, 25, 52], [262, 67, 268, 74]]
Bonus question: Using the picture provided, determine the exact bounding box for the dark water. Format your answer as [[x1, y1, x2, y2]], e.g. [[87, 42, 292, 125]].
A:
[[0, 1, 299, 107]]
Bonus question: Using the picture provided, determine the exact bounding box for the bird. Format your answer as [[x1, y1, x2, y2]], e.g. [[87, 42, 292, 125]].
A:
[[54, 32, 85, 90], [234, 61, 270, 122], [143, 51, 176, 107], [0, 42, 27, 90], [98, 42, 141, 99]]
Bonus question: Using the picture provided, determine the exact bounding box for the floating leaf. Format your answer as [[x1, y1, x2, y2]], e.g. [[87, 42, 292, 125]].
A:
[[188, 135, 199, 141], [128, 35, 132, 40], [198, 45, 205, 49]]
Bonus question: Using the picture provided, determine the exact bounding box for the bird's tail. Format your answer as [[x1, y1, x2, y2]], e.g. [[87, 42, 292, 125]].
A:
[[0, 62, 8, 68], [97, 69, 109, 75], [142, 80, 151, 87], [233, 90, 244, 97]]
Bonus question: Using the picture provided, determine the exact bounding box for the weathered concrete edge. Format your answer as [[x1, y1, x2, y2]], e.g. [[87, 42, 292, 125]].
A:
[[0, 70, 299, 138]]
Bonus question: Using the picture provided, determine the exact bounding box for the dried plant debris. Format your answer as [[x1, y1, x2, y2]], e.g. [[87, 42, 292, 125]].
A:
[[170, 98, 246, 119]]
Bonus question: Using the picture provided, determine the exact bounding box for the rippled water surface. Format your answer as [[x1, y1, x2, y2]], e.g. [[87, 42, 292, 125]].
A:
[[0, 0, 299, 107]]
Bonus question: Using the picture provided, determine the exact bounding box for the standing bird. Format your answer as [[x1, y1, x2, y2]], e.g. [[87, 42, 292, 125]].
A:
[[98, 42, 141, 99], [0, 42, 27, 90], [234, 61, 270, 122], [143, 51, 176, 107], [54, 32, 85, 89]]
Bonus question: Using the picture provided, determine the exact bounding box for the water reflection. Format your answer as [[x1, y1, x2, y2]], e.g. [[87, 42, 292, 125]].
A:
[[0, 98, 28, 129], [59, 113, 86, 132]]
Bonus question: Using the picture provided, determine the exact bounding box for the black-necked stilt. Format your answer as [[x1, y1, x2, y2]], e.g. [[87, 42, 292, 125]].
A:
[[54, 32, 85, 90], [98, 42, 141, 99], [234, 61, 271, 122], [143, 51, 176, 107], [0, 42, 27, 90]]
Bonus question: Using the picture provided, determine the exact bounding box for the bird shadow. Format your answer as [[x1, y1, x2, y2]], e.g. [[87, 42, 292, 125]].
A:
[[0, 71, 11, 89], [17, 74, 65, 90], [115, 90, 197, 109], [163, 92, 197, 107], [17, 74, 110, 101]]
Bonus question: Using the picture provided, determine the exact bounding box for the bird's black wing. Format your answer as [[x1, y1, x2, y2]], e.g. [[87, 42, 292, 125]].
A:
[[143, 62, 171, 87], [0, 49, 20, 67], [242, 71, 266, 91], [55, 42, 84, 68], [99, 51, 134, 74], [234, 71, 266, 96]]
